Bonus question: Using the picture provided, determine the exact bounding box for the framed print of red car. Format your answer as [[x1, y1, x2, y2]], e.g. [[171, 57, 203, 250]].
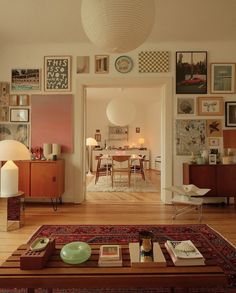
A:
[[176, 51, 207, 94]]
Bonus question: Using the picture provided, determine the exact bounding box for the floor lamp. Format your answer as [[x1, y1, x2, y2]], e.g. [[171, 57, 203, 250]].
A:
[[86, 137, 98, 176]]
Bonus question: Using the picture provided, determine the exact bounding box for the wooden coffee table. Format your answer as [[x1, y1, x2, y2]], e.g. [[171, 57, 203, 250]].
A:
[[0, 243, 227, 293]]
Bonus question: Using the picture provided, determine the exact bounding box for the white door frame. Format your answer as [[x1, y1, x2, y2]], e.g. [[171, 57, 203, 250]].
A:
[[74, 76, 173, 204]]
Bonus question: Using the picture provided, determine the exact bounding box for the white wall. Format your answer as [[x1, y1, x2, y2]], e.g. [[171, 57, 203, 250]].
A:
[[0, 41, 236, 202]]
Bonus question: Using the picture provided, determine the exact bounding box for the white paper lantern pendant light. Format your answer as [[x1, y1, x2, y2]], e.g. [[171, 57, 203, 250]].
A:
[[106, 98, 136, 126], [81, 0, 155, 53]]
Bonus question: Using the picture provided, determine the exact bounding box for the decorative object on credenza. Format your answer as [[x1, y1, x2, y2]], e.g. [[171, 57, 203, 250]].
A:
[[0, 140, 30, 196], [81, 0, 155, 53], [11, 69, 41, 91], [210, 63, 235, 94], [43, 143, 52, 160], [44, 56, 72, 92], [225, 101, 236, 127], [176, 51, 207, 94], [31, 146, 43, 160], [139, 51, 169, 73], [138, 137, 145, 149]]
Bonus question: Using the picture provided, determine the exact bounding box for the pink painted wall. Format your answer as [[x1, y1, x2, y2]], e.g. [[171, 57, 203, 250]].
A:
[[31, 94, 73, 153]]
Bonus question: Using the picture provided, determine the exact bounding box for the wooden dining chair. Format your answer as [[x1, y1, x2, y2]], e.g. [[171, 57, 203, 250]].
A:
[[130, 155, 146, 180], [95, 155, 112, 184], [111, 155, 131, 187]]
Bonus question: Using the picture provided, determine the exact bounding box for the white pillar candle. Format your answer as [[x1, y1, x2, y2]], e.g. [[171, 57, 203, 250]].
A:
[[52, 144, 61, 156], [43, 143, 52, 158], [1, 160, 18, 197]]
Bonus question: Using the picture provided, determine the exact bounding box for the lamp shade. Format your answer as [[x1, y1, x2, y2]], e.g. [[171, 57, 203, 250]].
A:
[[86, 137, 98, 146], [81, 0, 155, 53], [106, 98, 136, 126], [138, 138, 145, 145], [0, 140, 30, 161]]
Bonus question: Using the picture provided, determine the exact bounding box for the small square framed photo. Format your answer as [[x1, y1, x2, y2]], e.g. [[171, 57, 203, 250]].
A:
[[10, 108, 29, 122], [208, 137, 220, 147], [225, 101, 236, 127], [9, 94, 19, 106], [206, 119, 222, 137], [0, 107, 9, 122], [211, 63, 235, 94], [177, 97, 195, 115], [18, 94, 30, 106], [95, 55, 109, 73], [209, 154, 217, 165], [197, 96, 224, 116]]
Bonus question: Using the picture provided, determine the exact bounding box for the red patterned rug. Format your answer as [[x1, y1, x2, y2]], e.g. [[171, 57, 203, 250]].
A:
[[3, 224, 236, 293]]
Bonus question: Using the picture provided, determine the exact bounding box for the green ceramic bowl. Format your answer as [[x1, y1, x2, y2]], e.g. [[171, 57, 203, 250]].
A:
[[60, 241, 91, 264]]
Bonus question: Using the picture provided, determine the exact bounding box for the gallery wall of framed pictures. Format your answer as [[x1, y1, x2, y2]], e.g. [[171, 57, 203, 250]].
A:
[[0, 82, 30, 147], [175, 50, 236, 158]]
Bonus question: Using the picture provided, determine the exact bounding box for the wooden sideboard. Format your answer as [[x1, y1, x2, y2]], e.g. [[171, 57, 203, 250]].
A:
[[92, 149, 150, 172], [15, 160, 65, 210], [183, 163, 236, 208]]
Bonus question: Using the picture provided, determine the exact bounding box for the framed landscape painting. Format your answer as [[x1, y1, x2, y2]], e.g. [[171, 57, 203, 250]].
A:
[[211, 63, 235, 93], [11, 69, 41, 91], [176, 51, 207, 94]]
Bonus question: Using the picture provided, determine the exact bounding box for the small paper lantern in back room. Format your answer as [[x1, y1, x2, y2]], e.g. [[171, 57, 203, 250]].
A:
[[81, 0, 155, 53], [106, 98, 136, 126]]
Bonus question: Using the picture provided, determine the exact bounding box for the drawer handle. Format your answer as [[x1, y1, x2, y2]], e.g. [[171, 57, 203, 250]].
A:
[[52, 176, 56, 182]]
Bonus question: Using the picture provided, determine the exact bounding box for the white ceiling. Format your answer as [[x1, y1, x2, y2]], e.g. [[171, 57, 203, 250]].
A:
[[0, 0, 236, 46]]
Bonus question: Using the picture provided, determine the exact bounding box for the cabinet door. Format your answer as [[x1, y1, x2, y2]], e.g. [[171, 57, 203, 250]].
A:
[[15, 161, 30, 196], [31, 162, 59, 198], [217, 165, 236, 196], [188, 165, 217, 196]]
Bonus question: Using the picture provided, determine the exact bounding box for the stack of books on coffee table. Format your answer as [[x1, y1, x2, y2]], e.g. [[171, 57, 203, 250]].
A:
[[98, 244, 122, 267], [165, 240, 205, 266]]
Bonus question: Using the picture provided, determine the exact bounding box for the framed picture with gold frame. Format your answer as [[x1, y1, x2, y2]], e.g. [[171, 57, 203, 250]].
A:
[[211, 63, 235, 94], [197, 96, 224, 116]]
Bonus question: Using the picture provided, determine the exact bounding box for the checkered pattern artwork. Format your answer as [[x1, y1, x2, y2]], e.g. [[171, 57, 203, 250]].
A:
[[138, 51, 169, 73]]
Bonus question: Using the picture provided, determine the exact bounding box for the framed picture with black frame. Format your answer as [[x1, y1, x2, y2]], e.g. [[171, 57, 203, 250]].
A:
[[225, 101, 236, 127], [176, 51, 207, 94]]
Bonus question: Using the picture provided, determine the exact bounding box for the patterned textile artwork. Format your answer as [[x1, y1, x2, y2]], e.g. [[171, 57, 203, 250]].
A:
[[176, 119, 206, 155], [138, 51, 169, 73]]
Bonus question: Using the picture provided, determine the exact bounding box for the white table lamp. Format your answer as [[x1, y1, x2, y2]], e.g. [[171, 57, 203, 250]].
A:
[[86, 137, 98, 176], [0, 140, 31, 197], [138, 138, 145, 149]]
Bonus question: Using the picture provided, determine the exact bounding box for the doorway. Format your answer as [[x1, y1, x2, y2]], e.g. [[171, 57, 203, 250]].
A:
[[85, 86, 162, 200], [74, 76, 173, 204]]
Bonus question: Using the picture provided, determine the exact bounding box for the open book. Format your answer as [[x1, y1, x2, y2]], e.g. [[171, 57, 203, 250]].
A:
[[165, 240, 205, 266], [165, 185, 210, 197]]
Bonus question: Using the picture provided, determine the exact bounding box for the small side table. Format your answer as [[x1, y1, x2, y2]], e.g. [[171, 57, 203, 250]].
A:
[[0, 191, 24, 232]]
